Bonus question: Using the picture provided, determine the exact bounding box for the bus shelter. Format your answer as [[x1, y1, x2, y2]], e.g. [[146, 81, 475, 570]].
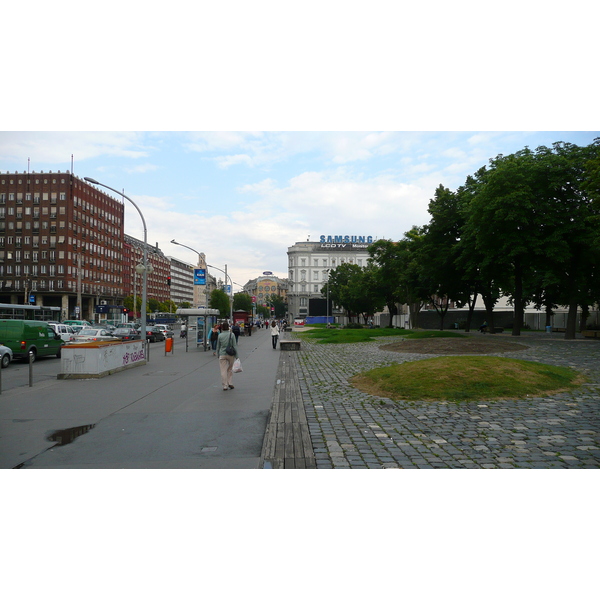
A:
[[175, 308, 221, 352]]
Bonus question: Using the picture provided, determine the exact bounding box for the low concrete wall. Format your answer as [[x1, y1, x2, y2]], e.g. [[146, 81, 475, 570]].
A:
[[58, 340, 147, 379]]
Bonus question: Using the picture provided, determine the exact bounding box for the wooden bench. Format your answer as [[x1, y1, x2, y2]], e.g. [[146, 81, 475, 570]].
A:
[[583, 330, 600, 339], [552, 327, 566, 333], [280, 340, 301, 351], [481, 327, 504, 334]]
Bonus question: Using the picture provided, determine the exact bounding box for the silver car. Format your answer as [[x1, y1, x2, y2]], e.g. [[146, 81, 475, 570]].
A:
[[0, 343, 13, 368], [71, 328, 116, 343]]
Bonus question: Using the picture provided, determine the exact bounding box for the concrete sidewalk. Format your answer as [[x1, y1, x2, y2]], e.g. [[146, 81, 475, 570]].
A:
[[0, 327, 282, 469]]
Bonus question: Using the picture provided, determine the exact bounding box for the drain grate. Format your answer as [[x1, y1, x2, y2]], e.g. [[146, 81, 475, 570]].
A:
[[200, 446, 218, 453]]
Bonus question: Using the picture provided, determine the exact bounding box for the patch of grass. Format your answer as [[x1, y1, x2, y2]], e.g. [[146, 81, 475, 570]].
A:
[[298, 328, 465, 344], [351, 356, 585, 402]]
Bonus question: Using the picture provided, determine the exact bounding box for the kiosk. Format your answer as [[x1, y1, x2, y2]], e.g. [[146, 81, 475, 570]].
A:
[[176, 308, 221, 352]]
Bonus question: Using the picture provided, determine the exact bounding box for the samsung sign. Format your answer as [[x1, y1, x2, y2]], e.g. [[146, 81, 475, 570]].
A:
[[318, 235, 374, 250], [319, 235, 373, 244]]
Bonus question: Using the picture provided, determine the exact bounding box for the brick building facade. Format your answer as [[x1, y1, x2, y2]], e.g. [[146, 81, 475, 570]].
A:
[[0, 170, 125, 321]]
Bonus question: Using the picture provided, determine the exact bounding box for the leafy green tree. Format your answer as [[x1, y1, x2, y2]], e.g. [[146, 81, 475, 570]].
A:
[[323, 263, 364, 322], [419, 185, 471, 329], [455, 168, 504, 332], [209, 288, 230, 318], [233, 292, 253, 313], [367, 239, 405, 327], [148, 298, 161, 313], [265, 294, 287, 318]]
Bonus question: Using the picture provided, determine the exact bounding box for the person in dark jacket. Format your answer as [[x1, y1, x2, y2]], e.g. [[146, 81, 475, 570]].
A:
[[215, 322, 238, 391]]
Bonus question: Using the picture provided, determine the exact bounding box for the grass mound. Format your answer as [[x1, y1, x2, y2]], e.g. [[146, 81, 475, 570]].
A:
[[351, 356, 584, 402]]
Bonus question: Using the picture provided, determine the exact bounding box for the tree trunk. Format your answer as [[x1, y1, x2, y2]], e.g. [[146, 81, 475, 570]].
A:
[[465, 292, 478, 332], [565, 301, 578, 339], [511, 260, 523, 337], [544, 303, 553, 328], [482, 294, 496, 333]]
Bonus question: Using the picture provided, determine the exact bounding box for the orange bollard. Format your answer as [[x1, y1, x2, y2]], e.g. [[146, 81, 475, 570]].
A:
[[165, 337, 173, 354]]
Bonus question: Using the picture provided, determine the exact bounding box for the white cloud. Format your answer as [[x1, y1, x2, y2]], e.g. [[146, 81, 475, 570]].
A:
[[0, 132, 150, 165]]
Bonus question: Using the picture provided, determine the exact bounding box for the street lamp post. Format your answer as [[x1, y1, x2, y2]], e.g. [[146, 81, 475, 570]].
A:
[[170, 239, 207, 308], [170, 239, 233, 322], [84, 177, 149, 344], [208, 262, 233, 323]]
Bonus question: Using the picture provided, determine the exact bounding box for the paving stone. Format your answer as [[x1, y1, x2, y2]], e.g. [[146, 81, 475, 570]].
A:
[[289, 331, 599, 469]]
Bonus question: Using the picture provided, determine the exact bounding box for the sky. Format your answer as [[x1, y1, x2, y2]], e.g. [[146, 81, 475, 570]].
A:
[[2, 2, 598, 293], [1, 130, 598, 291]]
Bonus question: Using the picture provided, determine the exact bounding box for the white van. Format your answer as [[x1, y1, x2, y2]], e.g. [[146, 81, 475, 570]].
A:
[[49, 323, 76, 342]]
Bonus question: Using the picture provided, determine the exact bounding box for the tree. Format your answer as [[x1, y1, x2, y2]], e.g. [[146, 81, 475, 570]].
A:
[[233, 292, 253, 313], [419, 185, 470, 330], [209, 288, 230, 318], [367, 239, 405, 327], [323, 263, 364, 322], [265, 294, 287, 318]]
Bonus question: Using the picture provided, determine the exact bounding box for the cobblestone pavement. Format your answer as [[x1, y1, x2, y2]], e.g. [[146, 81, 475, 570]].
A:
[[296, 333, 600, 469]]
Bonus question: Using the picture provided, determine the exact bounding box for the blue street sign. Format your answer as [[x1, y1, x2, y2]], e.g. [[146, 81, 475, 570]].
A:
[[194, 268, 206, 285], [29, 295, 35, 303]]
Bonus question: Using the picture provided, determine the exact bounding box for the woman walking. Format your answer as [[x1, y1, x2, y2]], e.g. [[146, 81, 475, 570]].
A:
[[210, 323, 220, 355], [216, 322, 238, 391], [270, 319, 280, 349]]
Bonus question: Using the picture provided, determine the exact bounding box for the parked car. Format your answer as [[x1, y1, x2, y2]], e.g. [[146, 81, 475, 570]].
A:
[[71, 328, 116, 343], [154, 324, 174, 337], [146, 326, 166, 343], [49, 323, 76, 343], [0, 320, 64, 361], [112, 327, 142, 341], [63, 320, 93, 328], [0, 343, 13, 368]]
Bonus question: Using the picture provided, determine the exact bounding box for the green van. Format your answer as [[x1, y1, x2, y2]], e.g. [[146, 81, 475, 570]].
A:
[[0, 320, 64, 362]]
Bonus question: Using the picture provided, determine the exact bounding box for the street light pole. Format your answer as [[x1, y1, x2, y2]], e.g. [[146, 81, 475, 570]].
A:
[[170, 239, 207, 308], [84, 177, 148, 343], [208, 262, 233, 322]]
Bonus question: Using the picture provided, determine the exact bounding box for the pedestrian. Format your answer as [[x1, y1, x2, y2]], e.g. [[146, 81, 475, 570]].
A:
[[215, 321, 238, 391], [270, 319, 280, 349], [180, 322, 187, 338], [232, 321, 241, 342], [210, 323, 220, 355]]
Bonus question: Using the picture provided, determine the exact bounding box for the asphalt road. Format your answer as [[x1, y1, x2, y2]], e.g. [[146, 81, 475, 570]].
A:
[[0, 327, 280, 469]]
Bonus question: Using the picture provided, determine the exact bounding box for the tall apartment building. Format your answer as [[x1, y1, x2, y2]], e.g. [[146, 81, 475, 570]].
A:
[[123, 234, 171, 308], [0, 170, 125, 321], [167, 256, 195, 306], [287, 236, 374, 320]]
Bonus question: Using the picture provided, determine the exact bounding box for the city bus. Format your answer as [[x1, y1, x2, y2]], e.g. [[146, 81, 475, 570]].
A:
[[0, 303, 62, 322], [150, 312, 178, 325]]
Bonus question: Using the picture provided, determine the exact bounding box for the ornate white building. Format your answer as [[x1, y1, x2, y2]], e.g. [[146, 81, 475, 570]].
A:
[[287, 236, 375, 320]]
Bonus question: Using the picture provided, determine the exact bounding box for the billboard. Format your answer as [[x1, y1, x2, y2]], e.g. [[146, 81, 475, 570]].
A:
[[194, 268, 206, 285]]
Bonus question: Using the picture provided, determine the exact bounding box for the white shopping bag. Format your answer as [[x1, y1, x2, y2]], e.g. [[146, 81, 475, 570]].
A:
[[233, 358, 243, 373]]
